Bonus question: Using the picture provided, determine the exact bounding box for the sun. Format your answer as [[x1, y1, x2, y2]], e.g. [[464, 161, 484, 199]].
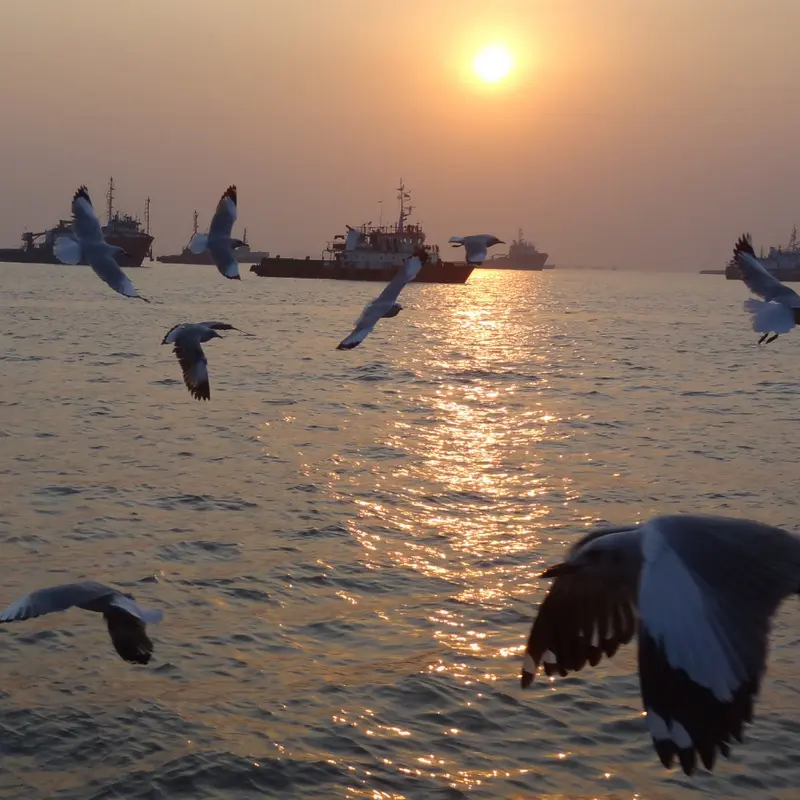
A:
[[472, 45, 513, 83]]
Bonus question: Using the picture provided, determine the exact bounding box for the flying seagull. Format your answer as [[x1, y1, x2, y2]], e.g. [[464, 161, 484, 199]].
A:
[[521, 514, 800, 775], [188, 186, 244, 280], [53, 186, 149, 301], [337, 249, 427, 350], [0, 581, 163, 664], [733, 233, 800, 344], [161, 321, 243, 400], [448, 234, 504, 265]]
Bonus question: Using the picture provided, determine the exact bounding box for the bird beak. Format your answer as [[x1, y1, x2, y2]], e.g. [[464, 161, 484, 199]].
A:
[[539, 561, 575, 579], [496, 240, 505, 245]]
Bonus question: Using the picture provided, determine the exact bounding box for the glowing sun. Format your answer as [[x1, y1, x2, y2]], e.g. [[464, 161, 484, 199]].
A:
[[472, 45, 513, 83]]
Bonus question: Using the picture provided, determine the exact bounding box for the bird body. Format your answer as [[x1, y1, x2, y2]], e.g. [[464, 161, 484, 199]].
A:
[[0, 581, 163, 664], [54, 186, 149, 301], [733, 234, 800, 344], [189, 186, 244, 280], [522, 514, 800, 775], [337, 251, 426, 350], [448, 234, 504, 265]]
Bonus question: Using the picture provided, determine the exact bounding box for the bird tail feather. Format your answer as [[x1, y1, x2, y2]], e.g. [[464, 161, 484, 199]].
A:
[[188, 233, 209, 254], [53, 235, 83, 265], [743, 298, 795, 333]]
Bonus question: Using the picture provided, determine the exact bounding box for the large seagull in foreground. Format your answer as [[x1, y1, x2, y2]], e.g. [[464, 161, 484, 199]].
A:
[[188, 186, 245, 280], [522, 513, 800, 775], [733, 233, 800, 344], [54, 186, 150, 301], [336, 249, 427, 350], [0, 581, 163, 664]]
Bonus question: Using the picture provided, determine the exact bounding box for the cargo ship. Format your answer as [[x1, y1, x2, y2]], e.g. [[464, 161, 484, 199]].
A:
[[479, 229, 548, 270], [249, 181, 474, 284], [725, 227, 800, 283], [156, 211, 269, 265], [0, 178, 154, 267]]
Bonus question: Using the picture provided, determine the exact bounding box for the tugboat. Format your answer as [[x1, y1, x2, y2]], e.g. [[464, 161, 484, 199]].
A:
[[250, 181, 474, 284], [725, 227, 800, 283], [481, 229, 549, 270], [0, 177, 154, 267], [156, 211, 269, 265]]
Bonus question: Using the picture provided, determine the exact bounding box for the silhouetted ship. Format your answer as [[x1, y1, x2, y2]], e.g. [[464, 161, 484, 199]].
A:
[[480, 229, 549, 270], [156, 211, 268, 265], [725, 227, 800, 283], [250, 181, 473, 284], [0, 178, 154, 268]]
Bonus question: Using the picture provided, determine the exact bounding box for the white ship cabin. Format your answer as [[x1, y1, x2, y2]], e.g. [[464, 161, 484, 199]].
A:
[[327, 223, 440, 270]]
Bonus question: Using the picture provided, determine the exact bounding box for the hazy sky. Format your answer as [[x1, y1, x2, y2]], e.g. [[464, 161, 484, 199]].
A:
[[2, 0, 800, 269]]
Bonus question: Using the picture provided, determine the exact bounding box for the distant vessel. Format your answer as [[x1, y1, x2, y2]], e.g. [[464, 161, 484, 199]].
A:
[[0, 177, 154, 267], [480, 229, 549, 270], [156, 211, 269, 265], [250, 181, 473, 284], [725, 227, 800, 283]]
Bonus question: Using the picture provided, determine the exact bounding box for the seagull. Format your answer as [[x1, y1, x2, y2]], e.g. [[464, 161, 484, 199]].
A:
[[733, 233, 800, 344], [161, 321, 242, 400], [188, 185, 245, 280], [521, 514, 800, 775], [53, 186, 149, 302], [0, 581, 163, 664], [336, 248, 427, 350], [448, 234, 504, 265]]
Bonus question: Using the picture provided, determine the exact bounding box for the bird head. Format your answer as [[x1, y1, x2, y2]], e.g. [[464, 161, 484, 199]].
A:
[[488, 236, 504, 247], [384, 303, 403, 318], [540, 526, 642, 581]]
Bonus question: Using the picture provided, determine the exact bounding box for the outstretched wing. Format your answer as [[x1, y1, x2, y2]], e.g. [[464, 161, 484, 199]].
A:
[[71, 186, 105, 246], [732, 234, 800, 304], [174, 339, 210, 400], [637, 515, 800, 774], [0, 581, 117, 622], [208, 186, 237, 241]]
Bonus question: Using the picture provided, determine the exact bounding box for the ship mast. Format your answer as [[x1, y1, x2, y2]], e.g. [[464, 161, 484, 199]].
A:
[[145, 196, 153, 260], [106, 177, 115, 224], [192, 210, 198, 236], [396, 179, 412, 233]]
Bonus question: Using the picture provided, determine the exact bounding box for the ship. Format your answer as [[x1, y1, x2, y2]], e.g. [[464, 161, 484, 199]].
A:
[[0, 178, 154, 267], [480, 229, 549, 270], [725, 227, 800, 283], [156, 211, 269, 265], [249, 181, 474, 284]]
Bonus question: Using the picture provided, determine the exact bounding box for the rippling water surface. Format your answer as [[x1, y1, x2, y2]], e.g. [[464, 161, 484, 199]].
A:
[[1, 262, 800, 799]]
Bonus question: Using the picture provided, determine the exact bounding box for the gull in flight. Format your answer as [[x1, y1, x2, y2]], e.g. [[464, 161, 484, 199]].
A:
[[162, 321, 244, 400], [0, 581, 163, 664], [733, 233, 800, 344], [337, 249, 427, 350], [521, 514, 800, 775], [54, 186, 149, 301], [188, 185, 245, 280], [448, 234, 504, 265]]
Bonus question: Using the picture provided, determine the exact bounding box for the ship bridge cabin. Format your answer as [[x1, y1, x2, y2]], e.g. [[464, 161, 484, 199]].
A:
[[325, 222, 439, 270]]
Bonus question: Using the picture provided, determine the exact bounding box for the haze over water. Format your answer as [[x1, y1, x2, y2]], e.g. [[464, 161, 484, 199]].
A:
[[3, 1, 800, 269], [2, 263, 800, 798]]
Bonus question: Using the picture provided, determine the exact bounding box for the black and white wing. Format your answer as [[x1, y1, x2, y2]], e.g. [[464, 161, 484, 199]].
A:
[[207, 186, 240, 279], [0, 581, 116, 621], [70, 186, 105, 246], [103, 606, 154, 664], [174, 337, 211, 400], [637, 515, 800, 774], [733, 234, 800, 304], [521, 528, 639, 687]]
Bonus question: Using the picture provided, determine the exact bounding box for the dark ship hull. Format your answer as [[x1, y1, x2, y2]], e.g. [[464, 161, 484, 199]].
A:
[[0, 231, 153, 267], [480, 251, 549, 271], [250, 256, 473, 284], [725, 262, 800, 282], [157, 247, 268, 265]]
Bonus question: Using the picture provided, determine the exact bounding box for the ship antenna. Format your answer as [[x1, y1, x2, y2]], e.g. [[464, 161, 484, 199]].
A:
[[192, 210, 198, 236], [106, 177, 115, 224], [397, 178, 410, 233], [144, 196, 151, 236]]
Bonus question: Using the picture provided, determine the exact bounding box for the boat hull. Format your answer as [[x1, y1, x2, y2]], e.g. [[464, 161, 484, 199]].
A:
[[725, 263, 800, 282], [0, 232, 153, 267], [479, 251, 549, 271], [250, 257, 474, 284], [157, 248, 268, 265]]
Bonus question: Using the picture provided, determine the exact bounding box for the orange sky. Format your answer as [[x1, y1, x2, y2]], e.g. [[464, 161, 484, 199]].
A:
[[1, 0, 799, 269]]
